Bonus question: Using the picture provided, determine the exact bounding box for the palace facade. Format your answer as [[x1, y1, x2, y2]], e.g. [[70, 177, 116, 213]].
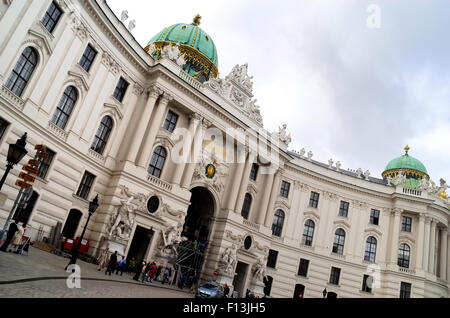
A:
[[0, 0, 449, 298]]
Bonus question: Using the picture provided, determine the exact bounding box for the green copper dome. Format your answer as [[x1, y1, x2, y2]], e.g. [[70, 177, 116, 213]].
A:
[[145, 15, 218, 81], [382, 145, 428, 179]]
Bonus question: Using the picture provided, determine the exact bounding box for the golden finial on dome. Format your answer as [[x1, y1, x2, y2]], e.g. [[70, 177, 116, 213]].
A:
[[193, 14, 202, 26], [404, 145, 410, 155]]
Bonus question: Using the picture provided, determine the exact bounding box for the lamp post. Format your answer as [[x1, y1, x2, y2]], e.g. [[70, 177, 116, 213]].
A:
[[0, 133, 28, 191], [66, 194, 99, 269], [0, 133, 28, 241]]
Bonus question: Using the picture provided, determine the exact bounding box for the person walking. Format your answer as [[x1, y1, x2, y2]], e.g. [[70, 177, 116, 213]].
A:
[[116, 256, 126, 276], [0, 221, 18, 252], [133, 260, 145, 281], [11, 223, 25, 253], [128, 257, 136, 273], [141, 262, 151, 283], [223, 283, 230, 298], [105, 251, 118, 275], [155, 265, 162, 282], [162, 267, 170, 284], [148, 262, 157, 283]]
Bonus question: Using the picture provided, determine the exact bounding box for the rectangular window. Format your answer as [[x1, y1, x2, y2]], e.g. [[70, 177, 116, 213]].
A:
[[370, 209, 380, 225], [362, 275, 373, 293], [401, 216, 412, 232], [329, 267, 341, 285], [249, 163, 259, 181], [37, 148, 55, 179], [298, 259, 309, 277], [0, 117, 9, 142], [41, 1, 62, 33], [79, 44, 97, 72], [112, 77, 129, 102], [76, 171, 95, 200], [339, 201, 349, 217], [399, 282, 411, 298], [280, 181, 290, 198], [309, 191, 320, 208], [162, 110, 179, 133], [266, 249, 278, 269]]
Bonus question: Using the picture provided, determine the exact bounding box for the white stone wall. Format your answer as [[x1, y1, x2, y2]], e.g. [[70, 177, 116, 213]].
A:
[[0, 0, 448, 298]]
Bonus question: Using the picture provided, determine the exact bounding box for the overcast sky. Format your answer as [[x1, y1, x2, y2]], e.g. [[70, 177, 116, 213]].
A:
[[106, 0, 449, 182]]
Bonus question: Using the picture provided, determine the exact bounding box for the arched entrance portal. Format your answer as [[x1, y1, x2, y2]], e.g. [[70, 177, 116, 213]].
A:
[[175, 187, 215, 283], [182, 187, 215, 244]]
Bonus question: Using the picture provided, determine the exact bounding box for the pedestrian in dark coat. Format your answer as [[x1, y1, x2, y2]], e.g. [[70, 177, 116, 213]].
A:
[[105, 251, 118, 275], [0, 221, 18, 252], [155, 265, 162, 282], [133, 260, 145, 281]]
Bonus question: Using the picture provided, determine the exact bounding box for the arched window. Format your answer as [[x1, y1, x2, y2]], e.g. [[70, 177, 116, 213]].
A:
[[398, 243, 410, 268], [302, 219, 315, 246], [51, 86, 78, 129], [90, 116, 113, 155], [332, 228, 346, 255], [364, 236, 377, 262], [272, 209, 285, 237], [5, 47, 38, 97], [148, 146, 167, 178], [241, 193, 252, 220]]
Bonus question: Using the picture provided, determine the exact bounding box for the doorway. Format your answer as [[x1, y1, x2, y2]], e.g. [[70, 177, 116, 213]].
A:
[[14, 190, 38, 225], [61, 209, 82, 239], [126, 226, 153, 263], [293, 284, 305, 299], [182, 187, 215, 244], [263, 276, 273, 296], [232, 261, 249, 297], [327, 291, 337, 298]]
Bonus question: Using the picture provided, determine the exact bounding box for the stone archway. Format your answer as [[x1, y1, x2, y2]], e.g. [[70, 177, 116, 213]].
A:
[[174, 187, 215, 285], [182, 187, 215, 244]]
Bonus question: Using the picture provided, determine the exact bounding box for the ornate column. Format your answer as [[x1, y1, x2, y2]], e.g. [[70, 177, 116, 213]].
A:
[[180, 118, 209, 189], [447, 233, 450, 283], [256, 172, 275, 225], [224, 145, 247, 211], [439, 227, 447, 280], [126, 86, 162, 163], [264, 169, 283, 228], [171, 113, 201, 185], [429, 219, 437, 274], [389, 208, 402, 264], [137, 93, 173, 168], [234, 150, 256, 213], [423, 217, 431, 271], [415, 213, 426, 271]]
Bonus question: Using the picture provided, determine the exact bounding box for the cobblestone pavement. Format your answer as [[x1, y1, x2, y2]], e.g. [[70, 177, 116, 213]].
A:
[[0, 247, 193, 298]]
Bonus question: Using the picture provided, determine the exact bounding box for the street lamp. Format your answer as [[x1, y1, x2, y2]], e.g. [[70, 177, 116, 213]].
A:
[[0, 133, 28, 191], [66, 194, 99, 269]]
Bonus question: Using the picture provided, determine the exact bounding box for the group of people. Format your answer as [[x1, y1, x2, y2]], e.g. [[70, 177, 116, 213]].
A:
[[0, 221, 27, 253], [133, 260, 173, 285]]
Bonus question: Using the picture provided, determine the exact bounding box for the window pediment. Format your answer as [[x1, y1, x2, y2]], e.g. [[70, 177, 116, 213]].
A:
[[304, 209, 320, 222], [67, 71, 89, 92], [364, 226, 382, 239], [27, 29, 52, 55], [103, 102, 123, 120], [333, 218, 351, 231]]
